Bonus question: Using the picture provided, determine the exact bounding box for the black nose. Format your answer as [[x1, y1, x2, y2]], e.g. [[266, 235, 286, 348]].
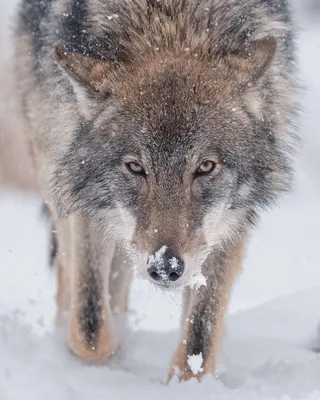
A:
[[147, 247, 185, 283]]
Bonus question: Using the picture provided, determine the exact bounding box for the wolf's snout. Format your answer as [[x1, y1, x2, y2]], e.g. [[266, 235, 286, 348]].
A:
[[147, 246, 185, 284]]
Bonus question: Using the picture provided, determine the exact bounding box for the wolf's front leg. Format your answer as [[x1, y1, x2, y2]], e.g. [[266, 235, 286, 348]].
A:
[[68, 215, 117, 362], [168, 240, 245, 381]]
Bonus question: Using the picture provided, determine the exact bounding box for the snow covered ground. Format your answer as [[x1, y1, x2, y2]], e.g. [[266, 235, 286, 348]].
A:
[[1, 1, 320, 399]]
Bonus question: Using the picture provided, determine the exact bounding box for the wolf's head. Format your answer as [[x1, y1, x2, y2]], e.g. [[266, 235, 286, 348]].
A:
[[53, 35, 292, 288]]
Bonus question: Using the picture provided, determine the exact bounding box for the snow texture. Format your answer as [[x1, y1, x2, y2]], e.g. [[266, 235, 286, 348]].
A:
[[148, 245, 167, 270], [187, 353, 204, 375], [1, 1, 320, 399], [147, 245, 170, 280], [187, 271, 207, 290]]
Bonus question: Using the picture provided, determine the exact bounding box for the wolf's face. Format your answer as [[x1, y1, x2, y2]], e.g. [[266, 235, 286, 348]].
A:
[[53, 38, 290, 287]]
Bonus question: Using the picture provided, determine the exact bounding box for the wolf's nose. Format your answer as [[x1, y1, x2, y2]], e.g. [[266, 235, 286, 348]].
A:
[[147, 247, 185, 283]]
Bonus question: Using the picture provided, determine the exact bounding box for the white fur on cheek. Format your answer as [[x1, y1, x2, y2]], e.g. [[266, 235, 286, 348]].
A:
[[242, 89, 263, 119], [238, 182, 252, 198], [203, 206, 244, 248], [183, 250, 210, 284], [202, 205, 227, 246], [115, 204, 137, 241], [103, 206, 150, 278], [102, 206, 136, 243]]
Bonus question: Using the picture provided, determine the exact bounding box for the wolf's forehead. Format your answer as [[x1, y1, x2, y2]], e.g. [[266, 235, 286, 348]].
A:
[[137, 126, 200, 155], [116, 60, 227, 113]]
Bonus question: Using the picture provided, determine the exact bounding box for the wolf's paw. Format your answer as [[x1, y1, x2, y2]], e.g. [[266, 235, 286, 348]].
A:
[[167, 343, 206, 383], [68, 317, 117, 362], [168, 365, 202, 383]]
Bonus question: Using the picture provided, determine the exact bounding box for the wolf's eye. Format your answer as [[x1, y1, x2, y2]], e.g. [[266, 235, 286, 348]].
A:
[[125, 161, 146, 176], [195, 160, 217, 176]]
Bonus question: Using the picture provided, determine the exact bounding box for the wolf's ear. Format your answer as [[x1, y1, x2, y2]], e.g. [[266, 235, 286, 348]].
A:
[[226, 37, 277, 85], [52, 45, 115, 97]]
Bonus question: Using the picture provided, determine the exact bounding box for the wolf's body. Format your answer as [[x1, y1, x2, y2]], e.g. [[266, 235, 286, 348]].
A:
[[2, 0, 297, 380]]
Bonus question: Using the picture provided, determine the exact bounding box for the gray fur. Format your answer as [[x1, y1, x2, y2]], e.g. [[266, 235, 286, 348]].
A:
[[13, 0, 298, 379]]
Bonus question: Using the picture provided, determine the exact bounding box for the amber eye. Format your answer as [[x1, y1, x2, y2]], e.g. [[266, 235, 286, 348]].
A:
[[125, 161, 146, 176], [195, 160, 217, 176]]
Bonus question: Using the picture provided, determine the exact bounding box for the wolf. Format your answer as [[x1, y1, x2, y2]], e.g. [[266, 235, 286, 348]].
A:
[[6, 0, 297, 381]]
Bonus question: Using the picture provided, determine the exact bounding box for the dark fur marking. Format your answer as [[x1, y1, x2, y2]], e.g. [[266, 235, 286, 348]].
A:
[[52, 120, 117, 216], [18, 0, 53, 78], [49, 229, 58, 268], [79, 267, 103, 347], [41, 203, 58, 268], [186, 301, 215, 365], [262, 0, 291, 21], [185, 254, 230, 368], [18, 0, 53, 52], [52, 118, 146, 216], [58, 0, 120, 60]]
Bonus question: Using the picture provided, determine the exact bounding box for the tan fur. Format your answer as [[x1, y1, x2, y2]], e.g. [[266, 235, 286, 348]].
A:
[[0, 63, 38, 192], [201, 239, 245, 375], [69, 316, 117, 361], [109, 251, 133, 313], [55, 217, 72, 324], [69, 312, 117, 361], [56, 50, 268, 110], [67, 215, 117, 360], [53, 213, 131, 357], [168, 238, 245, 381]]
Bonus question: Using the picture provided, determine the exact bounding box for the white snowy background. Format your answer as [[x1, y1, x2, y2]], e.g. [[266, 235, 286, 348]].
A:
[[0, 1, 320, 399]]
